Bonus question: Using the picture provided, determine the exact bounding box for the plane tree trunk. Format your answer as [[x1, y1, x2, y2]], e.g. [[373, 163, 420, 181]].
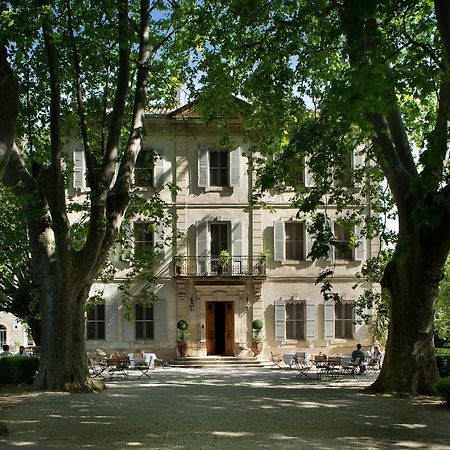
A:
[[342, 0, 450, 395], [1, 0, 151, 391]]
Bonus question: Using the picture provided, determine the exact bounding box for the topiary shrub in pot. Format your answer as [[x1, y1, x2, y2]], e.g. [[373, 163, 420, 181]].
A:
[[176, 320, 190, 357], [251, 319, 264, 356]]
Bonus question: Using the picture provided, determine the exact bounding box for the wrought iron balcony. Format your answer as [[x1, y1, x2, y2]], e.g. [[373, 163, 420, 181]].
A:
[[174, 256, 266, 277]]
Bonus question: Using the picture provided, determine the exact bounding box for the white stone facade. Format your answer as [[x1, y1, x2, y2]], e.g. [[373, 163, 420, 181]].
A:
[[74, 102, 378, 360]]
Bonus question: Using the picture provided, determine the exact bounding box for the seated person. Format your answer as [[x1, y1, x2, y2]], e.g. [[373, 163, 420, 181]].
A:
[[0, 344, 12, 357], [16, 345, 28, 356], [351, 344, 366, 373]]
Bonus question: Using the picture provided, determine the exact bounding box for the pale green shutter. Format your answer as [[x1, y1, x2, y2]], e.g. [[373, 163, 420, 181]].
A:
[[153, 152, 167, 187], [273, 221, 285, 262], [198, 147, 208, 187], [305, 299, 317, 340], [196, 221, 208, 274], [274, 299, 286, 341], [354, 223, 366, 261], [324, 301, 335, 340], [73, 148, 86, 189], [305, 220, 313, 261], [229, 146, 241, 187], [304, 156, 314, 187], [154, 299, 167, 342]]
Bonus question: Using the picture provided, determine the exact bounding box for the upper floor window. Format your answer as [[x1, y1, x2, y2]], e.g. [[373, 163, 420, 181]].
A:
[[135, 147, 154, 187], [135, 304, 154, 340], [134, 222, 153, 256], [209, 150, 229, 186], [274, 221, 309, 262], [0, 325, 6, 347], [86, 304, 105, 340], [198, 147, 241, 188], [285, 222, 305, 261], [334, 223, 352, 260], [285, 301, 306, 340]]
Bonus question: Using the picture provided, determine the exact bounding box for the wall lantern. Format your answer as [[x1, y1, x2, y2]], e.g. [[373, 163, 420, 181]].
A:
[[189, 297, 195, 312], [245, 296, 251, 310]]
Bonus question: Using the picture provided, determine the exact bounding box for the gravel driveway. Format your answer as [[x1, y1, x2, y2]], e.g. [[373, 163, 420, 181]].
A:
[[1, 367, 449, 449]]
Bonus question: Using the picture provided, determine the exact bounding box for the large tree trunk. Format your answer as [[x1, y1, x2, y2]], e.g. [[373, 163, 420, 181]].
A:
[[34, 286, 102, 391], [368, 238, 442, 395]]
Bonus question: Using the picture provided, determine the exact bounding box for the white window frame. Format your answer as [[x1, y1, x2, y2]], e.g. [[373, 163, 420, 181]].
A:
[[198, 146, 241, 189]]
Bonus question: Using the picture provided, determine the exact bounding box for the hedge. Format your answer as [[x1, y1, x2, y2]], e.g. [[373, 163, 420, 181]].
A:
[[0, 356, 39, 385], [436, 376, 450, 407]]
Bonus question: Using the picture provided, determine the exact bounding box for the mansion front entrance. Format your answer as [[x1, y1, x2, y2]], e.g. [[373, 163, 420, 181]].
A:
[[206, 301, 235, 356]]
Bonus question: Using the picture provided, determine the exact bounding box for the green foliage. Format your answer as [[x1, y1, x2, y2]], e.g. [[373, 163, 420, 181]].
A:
[[0, 356, 39, 385], [176, 321, 189, 342], [177, 320, 189, 331], [435, 258, 450, 344], [219, 250, 231, 266], [435, 377, 450, 407], [252, 319, 263, 342]]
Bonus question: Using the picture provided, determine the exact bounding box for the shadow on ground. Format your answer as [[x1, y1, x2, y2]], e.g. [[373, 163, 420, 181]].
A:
[[1, 368, 449, 449]]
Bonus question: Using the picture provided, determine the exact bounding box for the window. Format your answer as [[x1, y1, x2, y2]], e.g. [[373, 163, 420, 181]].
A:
[[134, 222, 153, 255], [286, 302, 305, 339], [334, 152, 353, 187], [135, 304, 154, 339], [87, 304, 105, 340], [334, 223, 352, 260], [135, 148, 153, 187], [285, 222, 305, 260], [209, 150, 229, 186], [335, 302, 354, 339], [210, 222, 229, 257], [0, 325, 6, 347], [198, 147, 241, 188]]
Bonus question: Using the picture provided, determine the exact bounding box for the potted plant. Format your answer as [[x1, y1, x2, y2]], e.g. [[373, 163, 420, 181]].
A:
[[257, 250, 270, 275], [176, 319, 190, 357], [251, 319, 264, 356], [175, 254, 186, 275], [217, 250, 230, 275]]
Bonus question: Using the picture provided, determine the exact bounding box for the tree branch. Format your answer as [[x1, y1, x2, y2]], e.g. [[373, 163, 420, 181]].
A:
[[0, 45, 18, 177], [66, 0, 97, 189]]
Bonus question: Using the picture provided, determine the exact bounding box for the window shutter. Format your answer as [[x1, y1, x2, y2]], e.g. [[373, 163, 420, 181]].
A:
[[305, 299, 317, 340], [273, 221, 285, 262], [304, 156, 314, 187], [274, 299, 286, 341], [196, 221, 208, 274], [325, 219, 334, 261], [231, 220, 243, 257], [154, 299, 167, 342], [354, 223, 366, 261], [73, 148, 86, 189], [305, 221, 313, 261], [122, 308, 134, 341], [105, 301, 117, 341], [324, 301, 335, 340], [352, 149, 364, 186], [154, 224, 170, 263], [198, 147, 208, 187], [153, 153, 166, 187], [229, 146, 241, 187]]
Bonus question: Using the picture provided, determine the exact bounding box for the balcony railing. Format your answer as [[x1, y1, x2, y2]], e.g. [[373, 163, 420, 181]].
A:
[[174, 256, 266, 277]]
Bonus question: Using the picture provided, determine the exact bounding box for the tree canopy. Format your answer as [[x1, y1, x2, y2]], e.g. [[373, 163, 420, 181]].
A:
[[180, 0, 450, 395]]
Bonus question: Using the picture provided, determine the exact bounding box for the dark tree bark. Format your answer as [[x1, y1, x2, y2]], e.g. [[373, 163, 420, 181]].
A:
[[1, 0, 152, 391], [341, 0, 450, 395]]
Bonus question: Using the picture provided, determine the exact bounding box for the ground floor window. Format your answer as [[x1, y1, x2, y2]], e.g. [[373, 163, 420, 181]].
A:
[[135, 304, 154, 340], [335, 302, 354, 338], [285, 302, 306, 339], [87, 304, 105, 340], [0, 325, 6, 347]]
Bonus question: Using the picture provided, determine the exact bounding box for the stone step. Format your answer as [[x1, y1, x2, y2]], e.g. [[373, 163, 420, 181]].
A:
[[167, 356, 271, 368]]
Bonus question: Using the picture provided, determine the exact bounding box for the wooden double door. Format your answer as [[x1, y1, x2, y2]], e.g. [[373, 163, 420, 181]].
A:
[[206, 301, 235, 356]]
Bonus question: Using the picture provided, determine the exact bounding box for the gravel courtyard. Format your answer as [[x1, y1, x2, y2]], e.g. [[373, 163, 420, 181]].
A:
[[1, 367, 449, 449]]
